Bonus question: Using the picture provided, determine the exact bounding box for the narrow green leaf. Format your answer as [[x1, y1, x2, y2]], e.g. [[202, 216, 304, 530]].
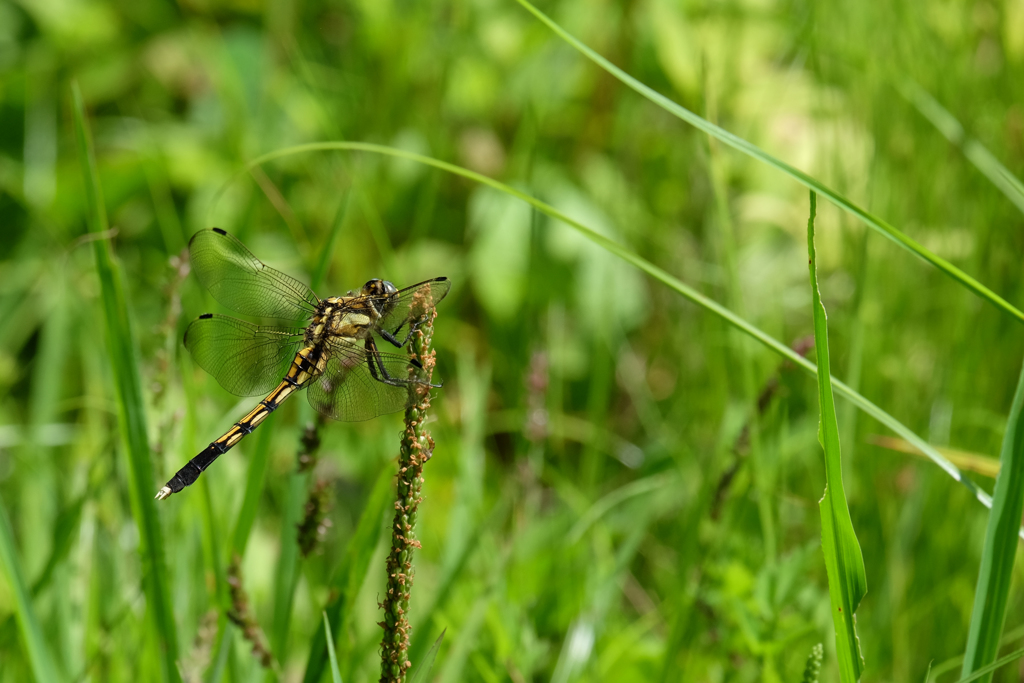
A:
[[808, 192, 867, 682], [960, 360, 1024, 683], [270, 467, 309, 666], [0, 491, 61, 683], [925, 624, 1024, 681], [323, 612, 343, 683], [898, 80, 1024, 215], [512, 0, 1023, 325], [203, 617, 232, 683], [954, 645, 1024, 683], [302, 465, 393, 683], [200, 478, 229, 610], [227, 142, 1015, 530], [568, 474, 673, 544], [72, 82, 180, 682], [408, 630, 446, 683], [29, 492, 86, 596], [229, 424, 274, 558]]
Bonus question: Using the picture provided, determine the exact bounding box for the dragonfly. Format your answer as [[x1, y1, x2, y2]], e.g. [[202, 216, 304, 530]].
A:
[[156, 228, 450, 500]]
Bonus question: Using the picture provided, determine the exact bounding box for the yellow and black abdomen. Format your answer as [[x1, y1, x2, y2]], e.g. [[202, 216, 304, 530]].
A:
[[155, 344, 328, 499]]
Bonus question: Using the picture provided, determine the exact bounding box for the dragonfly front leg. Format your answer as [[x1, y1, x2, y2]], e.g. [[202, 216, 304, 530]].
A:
[[380, 322, 415, 348], [364, 337, 441, 389], [380, 311, 438, 348]]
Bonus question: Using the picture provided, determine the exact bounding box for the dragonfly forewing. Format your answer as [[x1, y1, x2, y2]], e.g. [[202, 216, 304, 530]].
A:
[[190, 228, 320, 320]]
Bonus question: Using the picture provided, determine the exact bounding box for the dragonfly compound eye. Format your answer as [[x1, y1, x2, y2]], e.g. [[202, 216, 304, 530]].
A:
[[361, 279, 399, 298], [362, 279, 385, 296]]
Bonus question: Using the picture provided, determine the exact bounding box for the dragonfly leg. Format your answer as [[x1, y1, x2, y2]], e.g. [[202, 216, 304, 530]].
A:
[[380, 328, 405, 348], [364, 337, 442, 389], [381, 322, 416, 348], [381, 314, 432, 349]]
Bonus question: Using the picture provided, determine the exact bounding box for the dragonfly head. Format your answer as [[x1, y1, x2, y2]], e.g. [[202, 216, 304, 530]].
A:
[[361, 279, 399, 315]]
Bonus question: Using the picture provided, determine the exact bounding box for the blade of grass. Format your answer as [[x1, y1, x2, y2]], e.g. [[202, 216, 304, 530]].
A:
[[408, 630, 446, 683], [808, 192, 867, 682], [959, 359, 1024, 683], [205, 619, 233, 683], [229, 425, 274, 558], [199, 479, 232, 683], [868, 436, 1000, 479], [513, 0, 1024, 325], [301, 465, 393, 683], [72, 82, 181, 682], [953, 645, 1024, 683], [898, 80, 1024, 215], [269, 464, 309, 676], [322, 612, 343, 683], [927, 624, 1024, 681], [568, 473, 674, 544], [223, 142, 1015, 531], [0, 491, 61, 683], [200, 477, 230, 608]]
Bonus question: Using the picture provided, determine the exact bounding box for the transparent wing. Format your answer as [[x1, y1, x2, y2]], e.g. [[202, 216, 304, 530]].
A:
[[306, 340, 435, 422], [184, 314, 304, 396], [374, 277, 451, 344], [189, 228, 319, 320]]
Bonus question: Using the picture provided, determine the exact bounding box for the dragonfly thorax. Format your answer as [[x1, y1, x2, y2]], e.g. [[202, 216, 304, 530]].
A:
[[306, 280, 394, 347]]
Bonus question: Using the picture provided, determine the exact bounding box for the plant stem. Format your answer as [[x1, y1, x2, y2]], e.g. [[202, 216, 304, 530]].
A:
[[379, 306, 438, 683]]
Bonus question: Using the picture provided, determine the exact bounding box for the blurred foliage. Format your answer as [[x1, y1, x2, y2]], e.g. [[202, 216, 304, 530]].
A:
[[1, 0, 1024, 681]]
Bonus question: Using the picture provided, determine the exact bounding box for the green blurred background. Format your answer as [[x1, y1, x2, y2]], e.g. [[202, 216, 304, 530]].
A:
[[2, 0, 1024, 680]]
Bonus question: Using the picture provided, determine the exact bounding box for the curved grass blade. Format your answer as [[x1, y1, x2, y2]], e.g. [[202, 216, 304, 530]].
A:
[[808, 193, 866, 681], [512, 0, 1024, 325], [222, 143, 1016, 531], [323, 612, 343, 683], [926, 624, 1024, 681], [959, 360, 1024, 683], [568, 474, 674, 544], [868, 437, 1000, 479], [0, 492, 61, 683], [953, 645, 1024, 683], [408, 630, 446, 683], [72, 82, 181, 682], [898, 80, 1024, 215]]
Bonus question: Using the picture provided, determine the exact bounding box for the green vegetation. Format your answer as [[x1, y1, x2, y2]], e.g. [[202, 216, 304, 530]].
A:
[[1, 0, 1023, 681]]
